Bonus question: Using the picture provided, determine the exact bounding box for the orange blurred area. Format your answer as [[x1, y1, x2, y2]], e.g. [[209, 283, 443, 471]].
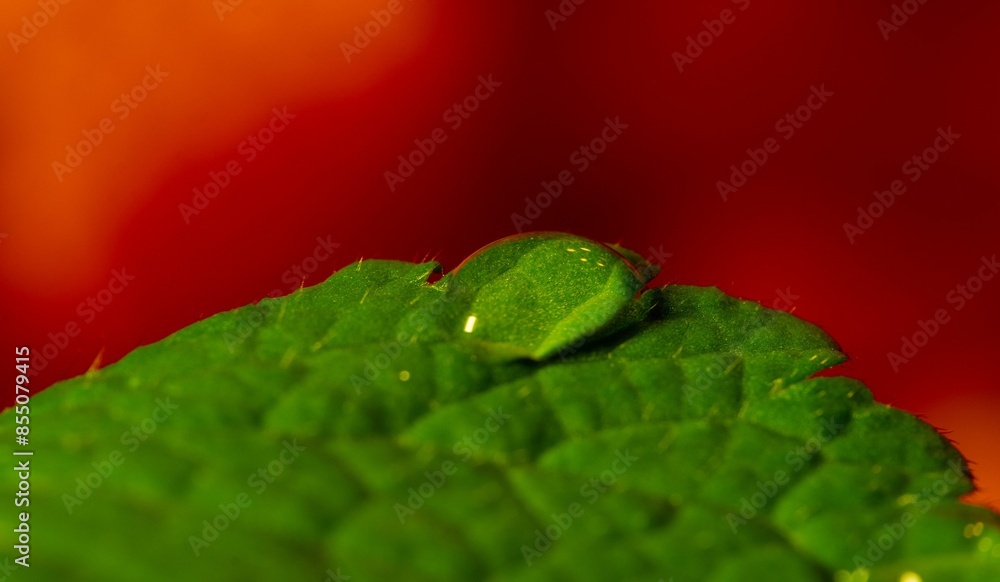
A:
[[0, 0, 432, 294], [929, 396, 1000, 510]]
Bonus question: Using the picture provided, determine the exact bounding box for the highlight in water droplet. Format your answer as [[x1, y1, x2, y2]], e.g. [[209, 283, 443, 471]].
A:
[[963, 521, 986, 538]]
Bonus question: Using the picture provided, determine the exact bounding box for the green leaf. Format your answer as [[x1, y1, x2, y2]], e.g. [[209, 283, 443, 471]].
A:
[[3, 232, 998, 582]]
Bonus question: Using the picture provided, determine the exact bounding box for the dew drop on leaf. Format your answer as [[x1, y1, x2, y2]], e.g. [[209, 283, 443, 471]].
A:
[[443, 232, 647, 359]]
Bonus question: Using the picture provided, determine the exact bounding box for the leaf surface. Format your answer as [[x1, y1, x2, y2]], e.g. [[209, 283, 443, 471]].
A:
[[3, 232, 997, 582]]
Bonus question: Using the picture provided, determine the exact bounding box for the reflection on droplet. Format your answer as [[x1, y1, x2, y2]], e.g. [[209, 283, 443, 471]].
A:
[[899, 571, 922, 582], [398, 370, 411, 382], [978, 536, 994, 553], [964, 522, 985, 538], [464, 315, 477, 333]]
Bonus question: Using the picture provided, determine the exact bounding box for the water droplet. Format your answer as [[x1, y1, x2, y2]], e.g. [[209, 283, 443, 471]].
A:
[[398, 370, 411, 382], [445, 232, 648, 359], [463, 315, 477, 333]]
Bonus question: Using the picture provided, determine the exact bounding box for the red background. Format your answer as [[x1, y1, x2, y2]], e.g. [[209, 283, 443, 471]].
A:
[[1, 1, 998, 506]]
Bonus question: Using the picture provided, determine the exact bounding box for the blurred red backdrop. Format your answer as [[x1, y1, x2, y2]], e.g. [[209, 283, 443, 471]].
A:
[[1, 0, 997, 506]]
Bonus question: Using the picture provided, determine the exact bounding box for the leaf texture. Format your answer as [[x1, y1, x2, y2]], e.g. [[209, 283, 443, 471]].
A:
[[2, 232, 998, 582]]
